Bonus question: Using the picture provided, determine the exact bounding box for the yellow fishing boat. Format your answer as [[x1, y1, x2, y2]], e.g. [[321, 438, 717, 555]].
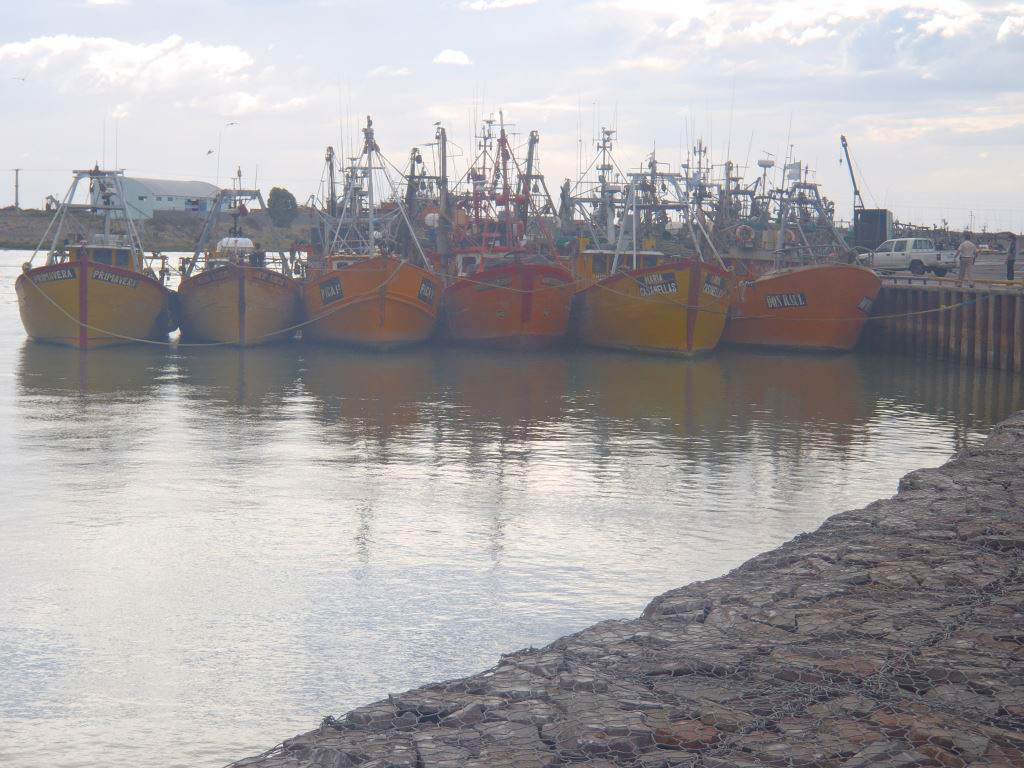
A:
[[574, 254, 732, 356], [15, 169, 173, 349], [178, 237, 301, 346]]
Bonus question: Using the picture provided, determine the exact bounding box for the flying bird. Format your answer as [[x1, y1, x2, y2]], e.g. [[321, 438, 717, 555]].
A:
[[12, 74, 28, 82], [207, 149, 214, 155]]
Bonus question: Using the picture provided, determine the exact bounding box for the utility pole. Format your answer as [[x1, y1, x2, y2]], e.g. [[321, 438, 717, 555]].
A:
[[13, 168, 20, 209]]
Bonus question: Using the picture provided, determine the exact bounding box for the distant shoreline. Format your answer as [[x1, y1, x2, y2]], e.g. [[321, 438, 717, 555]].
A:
[[0, 208, 314, 253]]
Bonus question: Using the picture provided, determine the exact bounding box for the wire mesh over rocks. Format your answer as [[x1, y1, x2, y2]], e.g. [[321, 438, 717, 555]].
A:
[[230, 414, 1024, 768]]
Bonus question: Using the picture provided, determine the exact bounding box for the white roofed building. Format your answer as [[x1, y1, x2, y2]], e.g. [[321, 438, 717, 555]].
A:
[[91, 177, 220, 220]]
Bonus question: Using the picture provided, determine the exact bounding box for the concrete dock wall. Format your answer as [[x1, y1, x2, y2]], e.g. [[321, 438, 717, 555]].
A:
[[232, 413, 1024, 768], [865, 278, 1024, 373]]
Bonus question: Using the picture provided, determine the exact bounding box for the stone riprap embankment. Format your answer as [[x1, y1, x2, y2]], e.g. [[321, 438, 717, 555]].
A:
[[234, 415, 1024, 768]]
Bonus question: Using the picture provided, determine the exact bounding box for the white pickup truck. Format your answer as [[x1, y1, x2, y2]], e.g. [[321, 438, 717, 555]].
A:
[[862, 237, 957, 276]]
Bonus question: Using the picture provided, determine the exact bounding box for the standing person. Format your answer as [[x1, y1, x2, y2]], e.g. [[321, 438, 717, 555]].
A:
[[1007, 234, 1018, 281], [957, 232, 978, 285]]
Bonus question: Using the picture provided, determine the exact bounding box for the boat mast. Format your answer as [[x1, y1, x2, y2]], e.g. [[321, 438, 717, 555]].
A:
[[400, 146, 421, 260], [520, 130, 538, 229], [497, 111, 513, 247], [326, 146, 338, 218], [436, 125, 451, 260], [363, 116, 376, 253], [598, 127, 616, 245]]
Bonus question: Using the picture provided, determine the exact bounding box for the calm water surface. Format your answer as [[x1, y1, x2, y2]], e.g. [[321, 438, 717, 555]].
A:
[[1, 249, 1021, 767]]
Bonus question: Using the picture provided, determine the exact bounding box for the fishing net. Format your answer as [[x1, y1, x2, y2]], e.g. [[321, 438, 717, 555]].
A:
[[232, 416, 1024, 768]]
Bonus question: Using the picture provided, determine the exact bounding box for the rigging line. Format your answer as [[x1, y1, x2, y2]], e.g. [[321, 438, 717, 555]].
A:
[[725, 73, 735, 164], [744, 130, 755, 179]]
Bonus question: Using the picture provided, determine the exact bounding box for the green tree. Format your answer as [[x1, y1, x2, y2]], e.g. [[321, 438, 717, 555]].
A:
[[267, 186, 298, 228]]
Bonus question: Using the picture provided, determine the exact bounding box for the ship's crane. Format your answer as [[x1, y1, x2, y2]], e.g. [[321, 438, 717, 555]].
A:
[[839, 135, 865, 215]]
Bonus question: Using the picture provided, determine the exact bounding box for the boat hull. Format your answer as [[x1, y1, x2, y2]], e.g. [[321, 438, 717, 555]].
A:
[[443, 262, 574, 348], [302, 257, 440, 350], [575, 260, 731, 356], [178, 264, 301, 346], [15, 261, 172, 349], [722, 264, 881, 352]]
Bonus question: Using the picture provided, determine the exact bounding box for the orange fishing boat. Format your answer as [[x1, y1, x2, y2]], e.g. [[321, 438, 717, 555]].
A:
[[15, 169, 173, 349], [178, 238, 301, 346], [443, 251, 573, 348], [722, 263, 881, 351], [303, 253, 441, 349], [575, 257, 732, 356], [438, 115, 574, 347], [302, 117, 441, 350]]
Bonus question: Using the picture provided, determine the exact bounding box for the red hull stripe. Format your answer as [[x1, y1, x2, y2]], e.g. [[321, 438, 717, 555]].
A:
[[685, 262, 700, 353], [238, 265, 246, 346], [79, 258, 89, 349]]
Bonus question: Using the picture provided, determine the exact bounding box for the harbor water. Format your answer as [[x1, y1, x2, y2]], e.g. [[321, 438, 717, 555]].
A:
[[1, 249, 1021, 768]]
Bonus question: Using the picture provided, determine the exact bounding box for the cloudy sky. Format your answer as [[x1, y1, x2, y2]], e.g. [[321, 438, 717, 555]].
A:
[[2, 0, 1022, 231]]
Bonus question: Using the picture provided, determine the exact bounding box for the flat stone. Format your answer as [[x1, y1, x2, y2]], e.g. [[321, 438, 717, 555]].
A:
[[923, 684, 1000, 717], [654, 718, 721, 749]]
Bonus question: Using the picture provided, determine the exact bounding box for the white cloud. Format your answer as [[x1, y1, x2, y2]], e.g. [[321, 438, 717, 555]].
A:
[[616, 55, 681, 71], [433, 48, 472, 65], [0, 35, 253, 90], [368, 65, 412, 77], [217, 91, 310, 115], [460, 0, 538, 9], [596, 0, 985, 48], [918, 10, 981, 37], [998, 14, 1024, 40]]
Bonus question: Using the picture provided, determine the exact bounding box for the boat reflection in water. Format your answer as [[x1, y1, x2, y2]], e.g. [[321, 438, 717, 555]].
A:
[[16, 340, 170, 397], [18, 333, 1023, 479], [302, 345, 441, 440], [439, 349, 571, 428], [172, 344, 304, 411], [723, 350, 872, 434], [570, 350, 729, 432]]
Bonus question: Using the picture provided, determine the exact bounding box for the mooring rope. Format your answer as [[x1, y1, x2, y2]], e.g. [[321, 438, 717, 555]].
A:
[[19, 257, 993, 347], [20, 258, 409, 347]]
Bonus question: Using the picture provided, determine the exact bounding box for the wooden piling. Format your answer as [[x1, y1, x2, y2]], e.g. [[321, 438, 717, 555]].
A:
[[921, 288, 929, 354], [940, 289, 951, 361], [873, 281, 1024, 371], [974, 291, 985, 368], [1002, 294, 1013, 370], [962, 290, 973, 363], [987, 290, 997, 369], [949, 290, 961, 362], [1015, 294, 1024, 373]]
